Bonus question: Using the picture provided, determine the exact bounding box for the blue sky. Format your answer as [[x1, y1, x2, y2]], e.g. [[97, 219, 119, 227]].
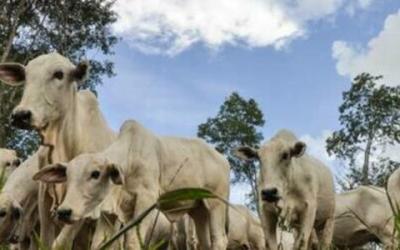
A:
[[95, 0, 400, 204]]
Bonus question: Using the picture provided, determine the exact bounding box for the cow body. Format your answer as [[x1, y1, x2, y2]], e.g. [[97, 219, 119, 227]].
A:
[[234, 130, 335, 250], [333, 186, 396, 249], [35, 120, 230, 250], [227, 205, 265, 250], [0, 152, 39, 245], [388, 168, 400, 211]]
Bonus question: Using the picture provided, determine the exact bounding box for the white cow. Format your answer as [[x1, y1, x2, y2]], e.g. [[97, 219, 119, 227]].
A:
[[0, 153, 39, 246], [227, 205, 265, 250], [34, 120, 230, 250], [388, 168, 400, 212], [0, 148, 20, 179], [334, 186, 397, 249], [234, 130, 335, 250], [0, 52, 116, 249]]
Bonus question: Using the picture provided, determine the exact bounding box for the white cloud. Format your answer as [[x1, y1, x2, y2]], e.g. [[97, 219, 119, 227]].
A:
[[112, 0, 374, 55], [346, 0, 374, 15], [332, 10, 400, 86]]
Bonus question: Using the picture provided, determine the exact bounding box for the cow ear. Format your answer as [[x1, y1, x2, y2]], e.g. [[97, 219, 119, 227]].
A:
[[233, 146, 259, 161], [33, 163, 67, 183], [0, 63, 25, 86], [70, 61, 89, 83], [290, 141, 306, 158], [107, 164, 123, 185]]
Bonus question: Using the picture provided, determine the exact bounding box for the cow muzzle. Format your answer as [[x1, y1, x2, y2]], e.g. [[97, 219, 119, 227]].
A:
[[10, 110, 32, 130], [261, 188, 281, 203]]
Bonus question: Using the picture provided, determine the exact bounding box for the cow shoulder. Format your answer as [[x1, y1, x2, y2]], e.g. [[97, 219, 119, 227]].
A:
[[77, 90, 99, 109]]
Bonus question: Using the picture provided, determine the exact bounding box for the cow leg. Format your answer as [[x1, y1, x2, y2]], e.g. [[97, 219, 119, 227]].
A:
[[316, 217, 334, 249], [378, 224, 397, 250], [185, 216, 198, 250], [207, 200, 228, 250], [260, 206, 278, 250], [309, 229, 319, 250], [91, 214, 120, 250], [293, 201, 316, 250], [190, 203, 212, 249], [38, 183, 56, 249], [124, 193, 156, 250], [52, 222, 83, 250], [169, 222, 179, 250]]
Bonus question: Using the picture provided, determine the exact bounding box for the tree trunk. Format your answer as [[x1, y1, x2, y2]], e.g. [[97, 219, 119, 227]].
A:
[[362, 135, 374, 185], [0, 0, 28, 148], [247, 171, 260, 216], [1, 0, 27, 62]]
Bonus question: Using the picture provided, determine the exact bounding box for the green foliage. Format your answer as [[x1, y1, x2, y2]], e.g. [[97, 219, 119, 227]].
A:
[[327, 73, 400, 189], [197, 92, 265, 210], [0, 0, 118, 158]]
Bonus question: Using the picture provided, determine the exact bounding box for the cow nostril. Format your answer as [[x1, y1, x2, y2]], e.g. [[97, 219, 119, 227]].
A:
[[261, 188, 280, 202], [12, 207, 21, 220], [13, 159, 21, 167], [10, 110, 32, 129], [56, 209, 72, 221], [261, 188, 277, 195]]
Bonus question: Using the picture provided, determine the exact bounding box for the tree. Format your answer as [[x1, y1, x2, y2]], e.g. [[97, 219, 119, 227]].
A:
[[197, 92, 265, 210], [326, 73, 400, 189], [0, 0, 118, 157]]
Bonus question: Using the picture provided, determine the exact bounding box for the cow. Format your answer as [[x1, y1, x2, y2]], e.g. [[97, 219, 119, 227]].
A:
[[333, 186, 397, 249], [0, 152, 39, 246], [227, 204, 265, 250], [0, 148, 20, 179], [0, 52, 116, 249], [388, 168, 400, 212], [34, 120, 230, 250], [233, 129, 335, 250]]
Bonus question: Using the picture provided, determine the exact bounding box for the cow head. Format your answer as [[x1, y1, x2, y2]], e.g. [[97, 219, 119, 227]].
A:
[[0, 52, 89, 131], [0, 149, 21, 179], [33, 153, 122, 223], [234, 139, 306, 204], [0, 193, 23, 243]]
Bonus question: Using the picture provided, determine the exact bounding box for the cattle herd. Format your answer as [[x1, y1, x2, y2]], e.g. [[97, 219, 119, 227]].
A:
[[0, 53, 399, 250]]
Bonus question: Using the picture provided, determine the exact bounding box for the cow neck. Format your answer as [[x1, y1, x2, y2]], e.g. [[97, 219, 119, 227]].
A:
[[40, 90, 81, 163], [42, 90, 115, 164], [2, 183, 33, 206]]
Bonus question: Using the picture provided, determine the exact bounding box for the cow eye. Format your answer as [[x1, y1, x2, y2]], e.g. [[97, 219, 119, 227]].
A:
[[5, 162, 10, 167], [281, 152, 290, 161], [90, 170, 101, 180], [53, 70, 64, 80], [0, 210, 6, 218]]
